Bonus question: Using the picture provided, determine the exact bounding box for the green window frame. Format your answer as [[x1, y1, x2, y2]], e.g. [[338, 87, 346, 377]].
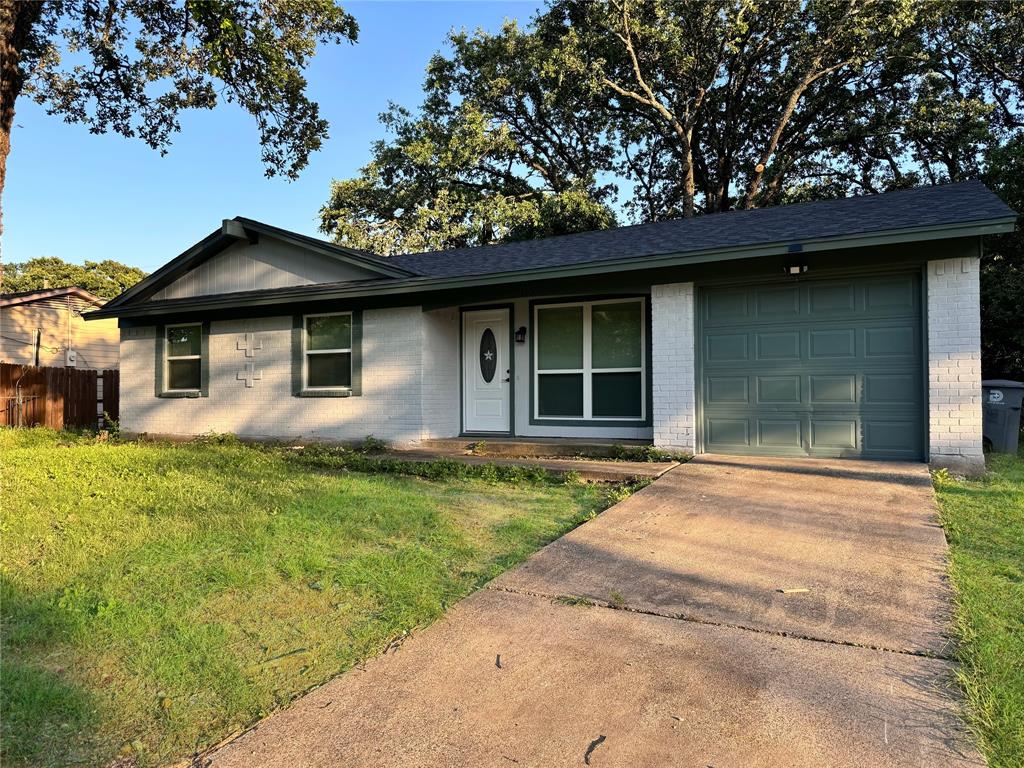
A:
[[533, 298, 646, 422], [155, 322, 209, 398], [292, 310, 363, 397]]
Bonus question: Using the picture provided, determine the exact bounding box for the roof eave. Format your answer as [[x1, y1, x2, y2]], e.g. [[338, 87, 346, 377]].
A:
[[86, 216, 1016, 320]]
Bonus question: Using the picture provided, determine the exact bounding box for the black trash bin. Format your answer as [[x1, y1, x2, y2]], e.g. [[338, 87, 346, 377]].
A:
[[982, 379, 1024, 453]]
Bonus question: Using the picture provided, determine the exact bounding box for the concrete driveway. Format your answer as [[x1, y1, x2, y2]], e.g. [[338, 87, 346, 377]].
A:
[[210, 455, 980, 768]]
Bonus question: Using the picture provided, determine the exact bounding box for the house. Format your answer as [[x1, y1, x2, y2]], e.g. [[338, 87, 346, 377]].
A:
[[88, 181, 1016, 473], [1, 287, 120, 370]]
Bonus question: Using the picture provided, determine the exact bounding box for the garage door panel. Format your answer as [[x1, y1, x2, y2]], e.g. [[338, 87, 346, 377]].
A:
[[864, 274, 918, 312], [700, 274, 924, 460], [707, 418, 750, 447], [756, 331, 800, 359], [756, 286, 800, 318], [757, 419, 803, 448], [705, 333, 749, 361], [864, 374, 918, 404], [757, 376, 801, 404], [864, 326, 917, 358], [810, 375, 857, 403], [810, 328, 856, 358], [706, 290, 750, 322], [809, 282, 856, 314], [863, 420, 922, 455], [810, 420, 858, 450], [706, 376, 749, 404]]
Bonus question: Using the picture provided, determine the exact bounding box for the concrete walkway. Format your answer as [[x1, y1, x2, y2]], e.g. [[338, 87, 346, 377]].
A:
[[210, 455, 981, 768]]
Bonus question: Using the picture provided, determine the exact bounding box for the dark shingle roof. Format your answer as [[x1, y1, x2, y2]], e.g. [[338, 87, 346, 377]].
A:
[[389, 180, 1016, 278]]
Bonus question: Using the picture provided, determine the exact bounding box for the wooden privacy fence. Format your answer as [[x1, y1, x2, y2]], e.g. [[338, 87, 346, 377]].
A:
[[1, 363, 119, 430]]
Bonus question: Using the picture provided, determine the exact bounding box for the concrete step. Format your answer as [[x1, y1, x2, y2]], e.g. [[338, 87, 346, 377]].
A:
[[419, 437, 652, 459]]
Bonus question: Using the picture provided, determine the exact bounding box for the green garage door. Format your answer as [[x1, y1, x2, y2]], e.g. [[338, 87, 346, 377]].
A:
[[699, 272, 924, 460]]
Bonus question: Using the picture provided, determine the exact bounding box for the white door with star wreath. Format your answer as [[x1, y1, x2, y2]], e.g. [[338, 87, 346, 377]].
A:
[[462, 308, 511, 433]]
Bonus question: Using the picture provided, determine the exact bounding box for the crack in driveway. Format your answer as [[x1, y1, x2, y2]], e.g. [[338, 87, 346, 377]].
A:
[[485, 583, 954, 661]]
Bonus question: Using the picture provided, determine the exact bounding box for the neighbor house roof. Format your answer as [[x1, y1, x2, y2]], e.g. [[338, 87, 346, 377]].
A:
[[89, 180, 1016, 320], [0, 286, 106, 308]]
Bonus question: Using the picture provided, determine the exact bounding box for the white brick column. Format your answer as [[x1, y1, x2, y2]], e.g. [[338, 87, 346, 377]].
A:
[[651, 282, 696, 452], [927, 256, 984, 474]]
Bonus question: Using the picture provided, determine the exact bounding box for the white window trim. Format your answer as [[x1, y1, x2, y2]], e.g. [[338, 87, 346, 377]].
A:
[[164, 322, 203, 393], [302, 311, 354, 392], [533, 298, 646, 421]]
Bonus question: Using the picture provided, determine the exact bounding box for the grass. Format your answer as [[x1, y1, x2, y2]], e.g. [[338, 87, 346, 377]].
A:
[[933, 446, 1024, 768], [0, 429, 616, 767]]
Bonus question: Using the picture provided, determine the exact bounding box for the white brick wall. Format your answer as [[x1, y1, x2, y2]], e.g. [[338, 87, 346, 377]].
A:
[[120, 307, 428, 444], [420, 307, 460, 439], [927, 256, 984, 471], [651, 282, 696, 451]]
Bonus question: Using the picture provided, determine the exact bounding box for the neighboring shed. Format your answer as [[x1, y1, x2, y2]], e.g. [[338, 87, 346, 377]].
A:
[[0, 287, 120, 370]]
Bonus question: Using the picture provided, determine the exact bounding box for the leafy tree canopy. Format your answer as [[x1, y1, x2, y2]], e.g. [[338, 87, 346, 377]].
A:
[[981, 136, 1024, 380], [1, 0, 359, 226], [321, 0, 1023, 377], [2, 256, 147, 301], [321, 0, 1022, 252]]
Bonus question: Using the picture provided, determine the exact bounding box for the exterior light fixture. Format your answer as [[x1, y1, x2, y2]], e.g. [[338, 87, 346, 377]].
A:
[[786, 265, 808, 275], [514, 326, 528, 343]]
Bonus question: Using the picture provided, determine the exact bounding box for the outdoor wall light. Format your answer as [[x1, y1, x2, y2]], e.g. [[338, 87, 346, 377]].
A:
[[515, 326, 528, 343], [785, 265, 808, 275]]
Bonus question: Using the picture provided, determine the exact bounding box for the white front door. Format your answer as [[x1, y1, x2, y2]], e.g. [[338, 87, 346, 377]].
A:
[[463, 308, 511, 433]]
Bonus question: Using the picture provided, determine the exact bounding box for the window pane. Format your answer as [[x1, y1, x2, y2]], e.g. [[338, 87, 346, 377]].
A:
[[537, 373, 583, 417], [307, 352, 351, 388], [592, 302, 642, 369], [166, 326, 200, 357], [307, 315, 351, 351], [167, 359, 201, 390], [592, 372, 643, 418], [537, 306, 583, 370]]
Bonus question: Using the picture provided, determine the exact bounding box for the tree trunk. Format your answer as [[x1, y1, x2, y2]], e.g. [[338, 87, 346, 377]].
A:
[[742, 75, 811, 209], [0, 0, 44, 239], [682, 134, 695, 218]]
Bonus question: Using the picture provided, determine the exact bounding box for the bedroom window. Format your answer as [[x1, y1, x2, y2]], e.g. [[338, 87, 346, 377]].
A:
[[304, 313, 352, 390], [164, 324, 203, 392], [534, 298, 645, 421]]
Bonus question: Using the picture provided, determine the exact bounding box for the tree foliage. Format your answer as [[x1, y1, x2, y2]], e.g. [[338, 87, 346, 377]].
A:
[[981, 137, 1024, 380], [322, 0, 1022, 248], [320, 21, 617, 254], [0, 0, 359, 227], [2, 256, 147, 300], [321, 0, 1023, 376]]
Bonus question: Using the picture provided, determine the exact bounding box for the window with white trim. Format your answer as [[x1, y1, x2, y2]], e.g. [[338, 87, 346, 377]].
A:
[[165, 324, 202, 392], [534, 298, 645, 420], [303, 313, 352, 390]]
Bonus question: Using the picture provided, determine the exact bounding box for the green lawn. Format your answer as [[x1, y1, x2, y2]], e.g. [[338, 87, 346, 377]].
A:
[[0, 430, 611, 767], [934, 448, 1024, 768]]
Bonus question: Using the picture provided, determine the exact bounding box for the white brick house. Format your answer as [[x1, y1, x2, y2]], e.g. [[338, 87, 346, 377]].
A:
[[91, 182, 1016, 472]]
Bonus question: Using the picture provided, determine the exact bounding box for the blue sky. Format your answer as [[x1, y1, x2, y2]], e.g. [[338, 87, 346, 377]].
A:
[[3, 1, 543, 273]]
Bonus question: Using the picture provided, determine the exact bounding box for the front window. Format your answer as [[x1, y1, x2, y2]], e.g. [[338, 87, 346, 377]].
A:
[[304, 313, 352, 389], [165, 324, 202, 391], [534, 299, 645, 421]]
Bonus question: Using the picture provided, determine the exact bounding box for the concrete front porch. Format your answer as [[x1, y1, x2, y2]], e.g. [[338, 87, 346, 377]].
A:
[[419, 435, 655, 458]]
